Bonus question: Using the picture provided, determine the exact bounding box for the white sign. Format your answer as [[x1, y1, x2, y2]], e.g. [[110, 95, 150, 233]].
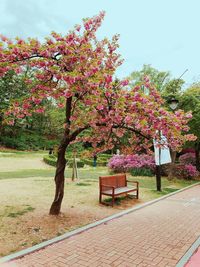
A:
[[153, 132, 171, 165]]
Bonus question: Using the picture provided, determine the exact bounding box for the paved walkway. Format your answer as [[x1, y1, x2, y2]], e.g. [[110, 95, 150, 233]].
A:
[[3, 185, 200, 267]]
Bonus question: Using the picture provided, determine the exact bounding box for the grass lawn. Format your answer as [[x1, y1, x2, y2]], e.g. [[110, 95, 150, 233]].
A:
[[0, 150, 198, 257]]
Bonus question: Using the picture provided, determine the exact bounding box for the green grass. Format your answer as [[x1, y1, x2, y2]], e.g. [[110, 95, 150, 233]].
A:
[[0, 167, 109, 180], [0, 169, 55, 179], [0, 165, 197, 195], [1, 205, 35, 218], [0, 150, 47, 157], [76, 182, 92, 186], [0, 150, 197, 202]]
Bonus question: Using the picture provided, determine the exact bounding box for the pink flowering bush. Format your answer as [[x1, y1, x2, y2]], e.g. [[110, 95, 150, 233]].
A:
[[179, 153, 196, 166], [184, 164, 199, 179], [171, 164, 199, 179], [108, 154, 155, 174]]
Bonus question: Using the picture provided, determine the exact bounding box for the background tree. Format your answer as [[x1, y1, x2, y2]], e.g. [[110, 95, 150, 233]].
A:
[[129, 64, 185, 97], [180, 85, 200, 170], [0, 72, 59, 150], [129, 64, 170, 93], [0, 70, 28, 135], [0, 13, 194, 214]]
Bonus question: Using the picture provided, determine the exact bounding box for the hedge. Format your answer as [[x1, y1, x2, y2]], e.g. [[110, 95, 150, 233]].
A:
[[67, 160, 85, 168], [43, 155, 85, 168], [43, 155, 57, 167], [83, 158, 108, 166], [130, 168, 154, 177]]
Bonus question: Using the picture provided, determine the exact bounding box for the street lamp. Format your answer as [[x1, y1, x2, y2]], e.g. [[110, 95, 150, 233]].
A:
[[168, 97, 179, 111], [167, 96, 179, 168]]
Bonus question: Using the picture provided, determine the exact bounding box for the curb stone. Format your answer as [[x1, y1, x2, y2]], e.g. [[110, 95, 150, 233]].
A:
[[176, 236, 200, 267]]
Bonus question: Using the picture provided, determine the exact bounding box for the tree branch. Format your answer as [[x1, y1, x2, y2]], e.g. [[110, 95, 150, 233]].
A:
[[121, 125, 150, 140], [69, 125, 90, 142]]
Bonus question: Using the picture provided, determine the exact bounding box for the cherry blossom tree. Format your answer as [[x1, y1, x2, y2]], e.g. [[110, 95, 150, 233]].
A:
[[0, 12, 195, 215]]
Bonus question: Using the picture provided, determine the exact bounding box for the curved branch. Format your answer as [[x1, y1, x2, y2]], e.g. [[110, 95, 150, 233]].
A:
[[120, 125, 150, 140], [69, 125, 90, 142]]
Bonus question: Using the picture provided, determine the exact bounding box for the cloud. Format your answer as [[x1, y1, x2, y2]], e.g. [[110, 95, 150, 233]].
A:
[[0, 0, 71, 39]]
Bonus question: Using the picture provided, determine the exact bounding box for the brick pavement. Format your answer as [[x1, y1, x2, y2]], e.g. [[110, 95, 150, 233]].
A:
[[3, 185, 200, 267]]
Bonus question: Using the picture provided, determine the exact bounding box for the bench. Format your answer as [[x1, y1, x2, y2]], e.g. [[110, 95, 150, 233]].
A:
[[99, 173, 139, 206]]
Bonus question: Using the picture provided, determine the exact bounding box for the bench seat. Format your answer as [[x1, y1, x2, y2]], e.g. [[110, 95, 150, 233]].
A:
[[102, 186, 137, 195]]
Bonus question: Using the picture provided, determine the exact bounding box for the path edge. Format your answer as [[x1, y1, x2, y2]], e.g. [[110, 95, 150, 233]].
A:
[[1, 182, 199, 264], [176, 236, 200, 267]]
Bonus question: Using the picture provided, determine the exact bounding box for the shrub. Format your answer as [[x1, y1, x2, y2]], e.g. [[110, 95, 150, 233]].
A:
[[130, 168, 154, 177], [179, 153, 196, 166], [43, 155, 57, 167], [98, 154, 112, 159], [82, 159, 93, 166], [43, 155, 85, 168], [170, 164, 199, 179], [108, 154, 155, 174], [67, 160, 85, 168], [0, 132, 58, 151], [181, 148, 195, 154], [83, 158, 107, 166], [184, 164, 199, 179]]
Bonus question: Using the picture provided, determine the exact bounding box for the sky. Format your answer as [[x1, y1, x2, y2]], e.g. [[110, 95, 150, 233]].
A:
[[0, 0, 200, 87]]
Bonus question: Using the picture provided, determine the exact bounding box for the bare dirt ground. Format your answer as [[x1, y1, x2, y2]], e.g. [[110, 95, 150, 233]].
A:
[[0, 153, 144, 257], [0, 151, 196, 257]]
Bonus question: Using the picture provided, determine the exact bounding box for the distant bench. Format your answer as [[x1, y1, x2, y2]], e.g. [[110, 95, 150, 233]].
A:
[[99, 173, 139, 206]]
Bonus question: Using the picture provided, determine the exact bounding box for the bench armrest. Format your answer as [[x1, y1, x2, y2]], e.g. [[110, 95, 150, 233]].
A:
[[127, 180, 139, 187]]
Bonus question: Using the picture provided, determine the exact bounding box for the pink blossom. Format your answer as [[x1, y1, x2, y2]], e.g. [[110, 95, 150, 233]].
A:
[[57, 103, 64, 108], [35, 108, 45, 113], [96, 104, 104, 110], [108, 154, 155, 173], [121, 80, 129, 86], [104, 75, 112, 84]]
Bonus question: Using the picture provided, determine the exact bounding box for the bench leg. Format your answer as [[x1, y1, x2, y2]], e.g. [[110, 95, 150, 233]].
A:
[[99, 193, 102, 204], [136, 189, 139, 199], [112, 194, 115, 206]]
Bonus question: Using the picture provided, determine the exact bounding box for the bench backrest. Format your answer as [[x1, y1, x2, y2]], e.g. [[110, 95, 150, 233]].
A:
[[99, 174, 127, 188]]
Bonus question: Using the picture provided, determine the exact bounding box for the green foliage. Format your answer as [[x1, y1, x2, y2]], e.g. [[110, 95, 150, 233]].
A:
[[75, 182, 91, 186], [43, 155, 57, 167], [129, 64, 170, 92], [43, 155, 85, 168], [98, 153, 112, 159], [67, 160, 85, 168], [83, 158, 108, 166], [0, 70, 28, 114], [129, 64, 185, 101], [130, 168, 154, 177], [162, 78, 184, 97], [43, 153, 109, 168], [180, 86, 200, 139], [0, 131, 57, 150]]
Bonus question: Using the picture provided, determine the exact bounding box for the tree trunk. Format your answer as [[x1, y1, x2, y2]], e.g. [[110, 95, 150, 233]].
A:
[[49, 143, 68, 215], [49, 97, 73, 215], [195, 142, 200, 171], [168, 149, 177, 179]]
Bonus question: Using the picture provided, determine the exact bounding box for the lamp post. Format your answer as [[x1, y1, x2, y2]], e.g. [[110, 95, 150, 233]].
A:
[[166, 96, 180, 180]]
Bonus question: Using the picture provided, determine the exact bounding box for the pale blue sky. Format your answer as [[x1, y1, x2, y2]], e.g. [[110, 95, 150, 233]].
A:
[[0, 0, 200, 87]]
